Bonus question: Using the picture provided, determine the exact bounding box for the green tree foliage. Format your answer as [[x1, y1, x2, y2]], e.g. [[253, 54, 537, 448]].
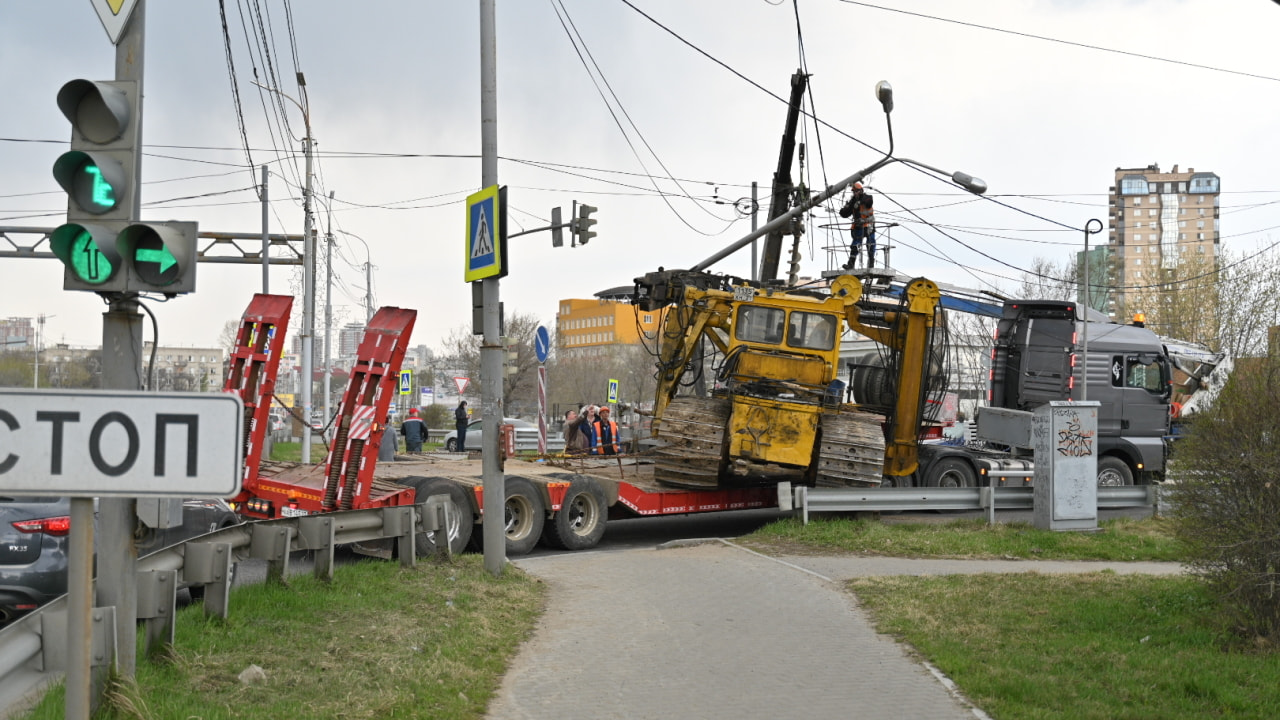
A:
[[1169, 352, 1280, 645], [420, 403, 451, 430]]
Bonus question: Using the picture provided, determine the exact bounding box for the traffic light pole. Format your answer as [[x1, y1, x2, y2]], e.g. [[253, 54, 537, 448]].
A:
[[94, 1, 148, 691]]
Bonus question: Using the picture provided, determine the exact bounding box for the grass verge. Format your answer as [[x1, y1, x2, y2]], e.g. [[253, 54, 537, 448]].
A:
[[740, 516, 1181, 561], [852, 573, 1280, 719], [21, 554, 544, 720]]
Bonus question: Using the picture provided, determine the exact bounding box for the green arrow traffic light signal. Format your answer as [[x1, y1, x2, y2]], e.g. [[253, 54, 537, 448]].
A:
[[49, 223, 124, 289], [53, 151, 126, 216]]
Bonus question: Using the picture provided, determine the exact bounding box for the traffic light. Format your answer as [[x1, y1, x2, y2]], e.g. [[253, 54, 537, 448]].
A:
[[501, 336, 519, 376], [51, 79, 198, 294], [119, 221, 199, 294], [573, 202, 597, 246]]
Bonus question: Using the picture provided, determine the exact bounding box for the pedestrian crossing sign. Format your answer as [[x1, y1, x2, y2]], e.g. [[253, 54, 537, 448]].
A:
[[399, 370, 412, 395], [464, 185, 508, 282]]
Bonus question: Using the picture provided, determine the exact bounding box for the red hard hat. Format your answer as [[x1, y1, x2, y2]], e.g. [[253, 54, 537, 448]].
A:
[[409, 408, 418, 416]]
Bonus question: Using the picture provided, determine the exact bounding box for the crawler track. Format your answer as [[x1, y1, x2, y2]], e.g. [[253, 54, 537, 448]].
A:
[[816, 412, 886, 487], [652, 396, 730, 490]]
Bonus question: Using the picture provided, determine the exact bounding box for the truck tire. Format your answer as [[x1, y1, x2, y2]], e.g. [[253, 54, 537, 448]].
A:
[[541, 478, 608, 551], [925, 457, 976, 488], [473, 477, 546, 556], [410, 478, 474, 556], [1096, 456, 1134, 487], [880, 474, 913, 488]]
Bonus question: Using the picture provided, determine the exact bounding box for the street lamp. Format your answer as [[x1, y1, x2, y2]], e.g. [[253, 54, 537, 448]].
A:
[[691, 81, 987, 273], [252, 78, 317, 463], [335, 229, 375, 322]]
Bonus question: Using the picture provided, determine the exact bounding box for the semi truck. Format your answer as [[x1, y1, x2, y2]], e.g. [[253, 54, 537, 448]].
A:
[[912, 299, 1183, 488]]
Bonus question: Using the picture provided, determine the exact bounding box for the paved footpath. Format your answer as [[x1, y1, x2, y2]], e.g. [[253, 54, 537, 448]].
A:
[[486, 540, 1185, 720]]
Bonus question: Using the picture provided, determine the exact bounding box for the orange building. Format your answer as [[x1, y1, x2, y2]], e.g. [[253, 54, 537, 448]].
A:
[[556, 298, 664, 357]]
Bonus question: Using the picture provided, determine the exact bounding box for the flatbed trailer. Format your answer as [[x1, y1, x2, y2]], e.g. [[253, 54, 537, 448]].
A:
[[367, 454, 788, 554], [224, 295, 786, 556]]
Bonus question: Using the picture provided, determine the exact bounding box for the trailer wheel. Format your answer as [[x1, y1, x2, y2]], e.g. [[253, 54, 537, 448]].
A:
[[1097, 457, 1134, 487], [411, 478, 474, 556], [925, 458, 976, 488], [541, 478, 608, 551], [499, 477, 546, 556]]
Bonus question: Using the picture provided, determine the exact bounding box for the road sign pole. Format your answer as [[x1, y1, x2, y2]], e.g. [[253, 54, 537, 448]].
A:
[[479, 0, 505, 577], [65, 496, 96, 719], [538, 366, 547, 455]]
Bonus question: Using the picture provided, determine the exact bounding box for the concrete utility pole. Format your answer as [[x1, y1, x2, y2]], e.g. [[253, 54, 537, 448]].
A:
[[253, 77, 316, 462], [261, 164, 270, 293], [301, 116, 316, 463], [324, 191, 334, 435], [479, 0, 506, 576]]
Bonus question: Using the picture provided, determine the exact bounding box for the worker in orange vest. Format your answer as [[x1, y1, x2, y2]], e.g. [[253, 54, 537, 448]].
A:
[[839, 182, 876, 268], [590, 405, 620, 456]]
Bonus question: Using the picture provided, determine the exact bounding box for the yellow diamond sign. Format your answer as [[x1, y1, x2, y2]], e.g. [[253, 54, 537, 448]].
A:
[[91, 0, 139, 44]]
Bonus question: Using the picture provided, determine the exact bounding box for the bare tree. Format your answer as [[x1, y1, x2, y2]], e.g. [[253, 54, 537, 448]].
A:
[[442, 312, 544, 417], [1015, 256, 1078, 301], [1115, 246, 1280, 355], [218, 320, 240, 353], [1212, 246, 1280, 359]]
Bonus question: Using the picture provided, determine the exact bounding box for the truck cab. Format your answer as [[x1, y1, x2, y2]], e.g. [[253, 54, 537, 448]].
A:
[[987, 300, 1171, 482]]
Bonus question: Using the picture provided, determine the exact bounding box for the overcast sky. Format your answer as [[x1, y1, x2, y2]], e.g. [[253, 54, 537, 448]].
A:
[[2, 0, 1278, 353]]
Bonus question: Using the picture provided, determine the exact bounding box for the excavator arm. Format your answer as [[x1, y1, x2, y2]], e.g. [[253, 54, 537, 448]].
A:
[[652, 286, 731, 428], [845, 277, 941, 477]]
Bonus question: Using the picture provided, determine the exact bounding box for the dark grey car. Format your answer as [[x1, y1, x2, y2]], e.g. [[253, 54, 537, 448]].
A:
[[0, 495, 240, 625]]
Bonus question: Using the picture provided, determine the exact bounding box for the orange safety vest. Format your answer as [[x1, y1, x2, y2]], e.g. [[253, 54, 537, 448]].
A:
[[853, 194, 874, 227], [591, 419, 620, 455]]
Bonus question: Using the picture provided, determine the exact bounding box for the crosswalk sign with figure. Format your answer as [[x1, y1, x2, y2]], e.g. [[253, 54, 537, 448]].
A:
[[464, 185, 508, 282]]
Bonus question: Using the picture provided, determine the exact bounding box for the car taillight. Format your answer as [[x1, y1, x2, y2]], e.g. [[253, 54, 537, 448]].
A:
[[12, 516, 72, 537]]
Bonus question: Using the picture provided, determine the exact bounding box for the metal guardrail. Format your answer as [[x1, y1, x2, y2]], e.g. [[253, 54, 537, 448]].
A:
[[0, 498, 450, 718], [796, 485, 1159, 524]]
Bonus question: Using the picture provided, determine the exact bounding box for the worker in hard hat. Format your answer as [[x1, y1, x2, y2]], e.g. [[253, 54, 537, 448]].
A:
[[839, 182, 876, 269], [401, 407, 426, 453]]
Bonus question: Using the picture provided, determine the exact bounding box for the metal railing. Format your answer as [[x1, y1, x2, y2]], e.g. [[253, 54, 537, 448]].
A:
[[0, 498, 451, 718], [796, 485, 1159, 524]]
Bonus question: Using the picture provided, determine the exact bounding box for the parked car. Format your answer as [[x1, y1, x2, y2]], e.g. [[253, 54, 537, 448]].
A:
[[443, 417, 565, 453], [0, 496, 241, 626]]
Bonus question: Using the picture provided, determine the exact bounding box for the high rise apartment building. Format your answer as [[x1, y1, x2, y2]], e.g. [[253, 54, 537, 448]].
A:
[[1107, 164, 1220, 315]]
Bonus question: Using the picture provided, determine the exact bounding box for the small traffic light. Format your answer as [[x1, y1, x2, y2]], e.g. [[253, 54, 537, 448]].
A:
[[573, 203, 597, 246], [501, 336, 519, 376], [51, 79, 199, 295]]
